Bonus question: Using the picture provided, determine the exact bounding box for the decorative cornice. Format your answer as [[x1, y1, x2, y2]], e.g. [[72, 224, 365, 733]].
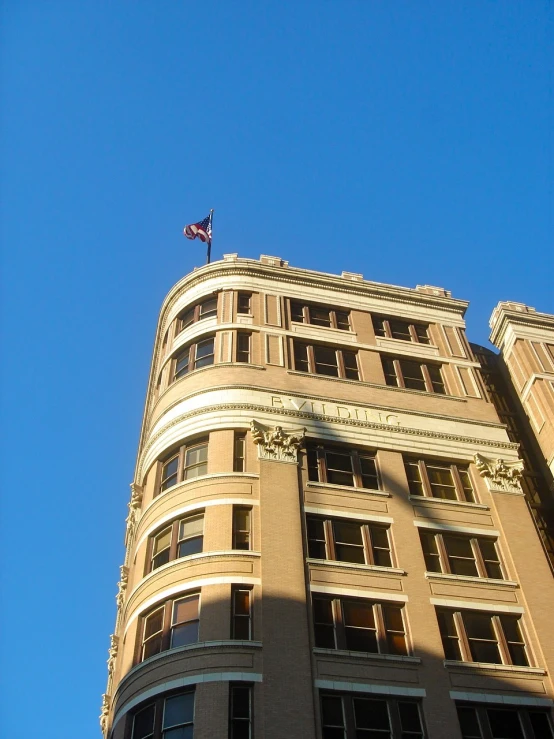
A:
[[474, 453, 525, 495], [136, 401, 517, 481], [250, 419, 305, 463]]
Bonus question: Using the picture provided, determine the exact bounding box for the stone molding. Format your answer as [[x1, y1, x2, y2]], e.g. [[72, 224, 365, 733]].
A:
[[250, 419, 305, 463], [474, 453, 524, 495]]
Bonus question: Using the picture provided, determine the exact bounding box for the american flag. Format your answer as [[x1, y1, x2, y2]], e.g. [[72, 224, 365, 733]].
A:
[[183, 213, 212, 244]]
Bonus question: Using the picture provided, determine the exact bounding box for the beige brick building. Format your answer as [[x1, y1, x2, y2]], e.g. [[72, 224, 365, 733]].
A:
[[101, 255, 554, 739]]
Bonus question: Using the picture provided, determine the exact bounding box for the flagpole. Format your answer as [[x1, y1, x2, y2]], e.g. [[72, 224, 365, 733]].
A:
[[206, 209, 214, 265]]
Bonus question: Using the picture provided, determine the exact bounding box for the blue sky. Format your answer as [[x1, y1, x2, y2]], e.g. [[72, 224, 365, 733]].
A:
[[1, 2, 552, 737]]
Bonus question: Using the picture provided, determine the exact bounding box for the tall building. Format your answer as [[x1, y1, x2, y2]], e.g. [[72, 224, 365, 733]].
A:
[[101, 255, 554, 739]]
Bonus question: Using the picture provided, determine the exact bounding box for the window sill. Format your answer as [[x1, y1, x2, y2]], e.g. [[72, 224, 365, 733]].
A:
[[409, 495, 489, 510], [313, 648, 420, 664], [307, 559, 406, 576], [306, 481, 390, 497], [291, 320, 354, 335], [443, 660, 545, 676], [425, 572, 518, 588]]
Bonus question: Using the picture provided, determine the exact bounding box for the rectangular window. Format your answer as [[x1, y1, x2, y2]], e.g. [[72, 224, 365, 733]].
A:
[[237, 292, 252, 314], [157, 440, 208, 495], [293, 340, 359, 380], [229, 684, 252, 739], [307, 515, 392, 567], [132, 691, 195, 739], [178, 296, 217, 333], [233, 432, 246, 472], [139, 595, 200, 663], [231, 588, 252, 640], [437, 608, 529, 666], [404, 457, 475, 503], [307, 444, 380, 490], [173, 337, 215, 380], [313, 596, 408, 655], [233, 507, 251, 550], [236, 332, 251, 363], [321, 694, 424, 738], [382, 356, 446, 394], [456, 703, 553, 739], [373, 315, 430, 345], [291, 301, 351, 330], [420, 531, 503, 579]]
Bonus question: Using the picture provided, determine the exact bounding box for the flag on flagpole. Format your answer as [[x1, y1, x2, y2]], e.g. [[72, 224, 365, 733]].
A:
[[183, 213, 212, 244]]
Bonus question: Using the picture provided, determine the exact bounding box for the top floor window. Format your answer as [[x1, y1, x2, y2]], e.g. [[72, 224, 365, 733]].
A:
[[237, 292, 252, 314], [293, 340, 359, 380], [291, 301, 351, 331], [373, 315, 430, 344], [177, 296, 218, 333], [382, 356, 446, 394]]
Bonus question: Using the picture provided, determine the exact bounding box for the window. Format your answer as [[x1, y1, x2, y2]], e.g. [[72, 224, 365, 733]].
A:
[[157, 439, 208, 495], [229, 685, 252, 739], [320, 693, 424, 738], [131, 691, 195, 739], [456, 703, 553, 739], [233, 507, 251, 550], [382, 356, 446, 394], [139, 594, 200, 662], [373, 315, 430, 345], [313, 596, 408, 655], [237, 292, 252, 315], [177, 296, 218, 333], [307, 444, 380, 490], [436, 608, 528, 666], [231, 587, 252, 640], [293, 340, 359, 380], [420, 531, 503, 579], [236, 332, 251, 363], [173, 337, 215, 380], [307, 515, 392, 567], [149, 513, 204, 571], [233, 432, 246, 472], [291, 301, 351, 330], [404, 457, 475, 503]]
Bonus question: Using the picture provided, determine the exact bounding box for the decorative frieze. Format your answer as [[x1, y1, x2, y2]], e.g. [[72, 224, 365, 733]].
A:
[[474, 453, 524, 494], [251, 419, 305, 463]]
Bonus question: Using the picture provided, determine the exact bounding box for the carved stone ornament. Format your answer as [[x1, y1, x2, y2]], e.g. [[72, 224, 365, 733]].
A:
[[474, 453, 524, 494], [125, 483, 143, 546], [107, 634, 119, 675], [99, 693, 110, 734], [250, 420, 305, 463], [115, 565, 129, 608]]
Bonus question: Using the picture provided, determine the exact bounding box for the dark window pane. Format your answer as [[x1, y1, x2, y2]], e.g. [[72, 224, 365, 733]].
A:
[[415, 325, 430, 344], [529, 712, 554, 738], [420, 532, 442, 572], [404, 461, 424, 496], [161, 456, 179, 490], [373, 317, 387, 337], [437, 610, 462, 660], [322, 730, 345, 739], [345, 626, 378, 653], [291, 302, 305, 323], [199, 297, 217, 318], [133, 704, 156, 739], [458, 469, 475, 502], [231, 686, 251, 719], [143, 635, 163, 660], [237, 293, 251, 314], [195, 338, 214, 368], [322, 696, 344, 727], [359, 455, 379, 489], [294, 341, 310, 372], [153, 549, 171, 569], [307, 448, 320, 481], [464, 612, 495, 640], [314, 345, 339, 376], [354, 698, 390, 730], [233, 617, 251, 641], [307, 517, 327, 559], [427, 465, 457, 500], [315, 624, 336, 649], [326, 451, 354, 486], [163, 693, 195, 728], [234, 590, 250, 616], [382, 357, 399, 387], [389, 320, 412, 342], [178, 536, 203, 557], [336, 311, 351, 330], [456, 706, 482, 739], [398, 702, 423, 733], [179, 307, 195, 330], [310, 306, 332, 327], [428, 364, 446, 394], [487, 709, 524, 739], [175, 349, 191, 379], [399, 360, 426, 391], [144, 609, 164, 640], [171, 621, 199, 648], [236, 333, 251, 362], [314, 598, 334, 624], [342, 351, 359, 380]]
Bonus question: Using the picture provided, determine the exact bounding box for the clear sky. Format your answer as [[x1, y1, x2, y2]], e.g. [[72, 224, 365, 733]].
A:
[[1, 2, 552, 737]]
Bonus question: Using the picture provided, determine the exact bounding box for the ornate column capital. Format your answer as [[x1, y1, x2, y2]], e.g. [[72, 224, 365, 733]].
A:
[[474, 453, 524, 495], [251, 420, 305, 463]]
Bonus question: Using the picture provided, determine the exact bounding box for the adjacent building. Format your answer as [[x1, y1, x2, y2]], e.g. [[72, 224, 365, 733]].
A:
[[101, 255, 554, 739]]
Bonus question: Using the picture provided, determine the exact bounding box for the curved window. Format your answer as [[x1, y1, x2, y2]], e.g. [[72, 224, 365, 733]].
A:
[[149, 513, 204, 572], [139, 594, 200, 662], [131, 691, 195, 739], [177, 296, 217, 333], [157, 439, 208, 496], [173, 337, 214, 381]]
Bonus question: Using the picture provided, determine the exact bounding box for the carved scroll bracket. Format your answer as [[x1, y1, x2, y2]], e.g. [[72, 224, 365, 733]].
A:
[[474, 453, 524, 495], [251, 420, 305, 463]]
